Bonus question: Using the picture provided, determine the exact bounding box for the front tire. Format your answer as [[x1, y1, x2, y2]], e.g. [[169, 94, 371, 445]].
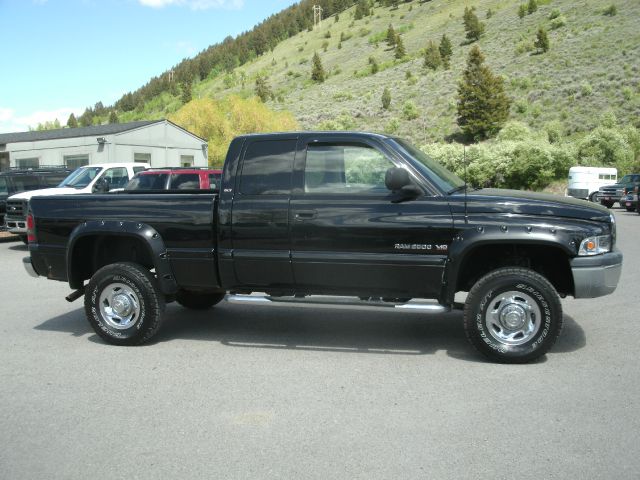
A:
[[464, 267, 563, 363], [176, 290, 225, 310], [588, 192, 598, 202], [84, 262, 165, 345]]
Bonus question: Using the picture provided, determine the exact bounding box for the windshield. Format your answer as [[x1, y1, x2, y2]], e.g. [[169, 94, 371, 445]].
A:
[[59, 167, 103, 189], [388, 138, 465, 193], [619, 175, 640, 183]]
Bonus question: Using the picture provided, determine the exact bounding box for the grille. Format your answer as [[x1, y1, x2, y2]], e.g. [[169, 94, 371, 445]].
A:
[[6, 199, 26, 219], [567, 188, 588, 199]]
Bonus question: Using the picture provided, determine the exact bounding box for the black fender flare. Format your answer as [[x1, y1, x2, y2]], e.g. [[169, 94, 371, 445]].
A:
[[66, 220, 178, 294], [441, 227, 575, 304]]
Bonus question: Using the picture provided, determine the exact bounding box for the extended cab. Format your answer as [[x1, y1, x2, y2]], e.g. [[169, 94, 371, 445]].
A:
[[22, 132, 622, 363], [5, 162, 148, 235]]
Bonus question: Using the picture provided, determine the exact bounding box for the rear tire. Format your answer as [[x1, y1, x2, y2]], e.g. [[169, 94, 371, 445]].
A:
[[19, 235, 28, 244], [464, 267, 563, 363], [176, 290, 225, 310], [85, 262, 165, 345]]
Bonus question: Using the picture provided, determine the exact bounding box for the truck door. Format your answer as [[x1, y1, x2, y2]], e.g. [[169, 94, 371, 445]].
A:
[[229, 138, 297, 289], [290, 136, 453, 299]]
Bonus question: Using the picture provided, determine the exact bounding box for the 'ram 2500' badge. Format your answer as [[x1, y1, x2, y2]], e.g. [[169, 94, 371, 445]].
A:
[[394, 243, 448, 252]]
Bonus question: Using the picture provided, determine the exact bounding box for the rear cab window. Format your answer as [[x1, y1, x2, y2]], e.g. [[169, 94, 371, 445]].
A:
[[239, 140, 296, 195]]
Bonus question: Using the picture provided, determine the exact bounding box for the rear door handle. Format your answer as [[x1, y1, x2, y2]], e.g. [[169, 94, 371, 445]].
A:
[[294, 210, 317, 220]]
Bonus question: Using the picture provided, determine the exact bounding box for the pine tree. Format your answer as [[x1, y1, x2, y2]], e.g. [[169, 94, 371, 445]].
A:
[[527, 0, 538, 14], [456, 46, 511, 140], [534, 26, 549, 53], [255, 75, 272, 102], [463, 6, 485, 42], [311, 52, 326, 83], [108, 111, 119, 124], [382, 87, 391, 110], [181, 81, 192, 104], [66, 113, 78, 128], [386, 24, 397, 47], [354, 0, 369, 20], [438, 34, 452, 68], [394, 34, 406, 59], [423, 41, 442, 70]]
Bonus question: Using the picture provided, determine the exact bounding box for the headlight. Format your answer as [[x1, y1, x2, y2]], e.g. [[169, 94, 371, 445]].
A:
[[578, 235, 612, 256]]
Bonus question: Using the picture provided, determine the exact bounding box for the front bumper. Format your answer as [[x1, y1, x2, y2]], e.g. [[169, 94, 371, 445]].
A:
[[571, 249, 623, 298], [5, 215, 27, 234]]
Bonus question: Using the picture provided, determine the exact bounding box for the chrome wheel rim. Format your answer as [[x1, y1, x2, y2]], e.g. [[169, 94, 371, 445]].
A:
[[485, 290, 541, 346], [99, 283, 140, 330]]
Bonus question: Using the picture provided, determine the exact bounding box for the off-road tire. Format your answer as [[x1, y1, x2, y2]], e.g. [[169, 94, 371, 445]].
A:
[[464, 267, 563, 363], [176, 290, 225, 310], [84, 262, 165, 345]]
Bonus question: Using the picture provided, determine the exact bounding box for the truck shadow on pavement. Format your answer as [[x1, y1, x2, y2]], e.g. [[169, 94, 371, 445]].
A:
[[35, 304, 586, 363], [35, 303, 586, 363]]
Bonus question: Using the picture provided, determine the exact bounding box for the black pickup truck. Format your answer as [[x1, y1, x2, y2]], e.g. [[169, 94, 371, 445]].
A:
[[23, 132, 622, 363]]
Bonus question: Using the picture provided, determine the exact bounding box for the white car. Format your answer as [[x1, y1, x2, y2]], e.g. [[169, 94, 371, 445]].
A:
[[5, 163, 149, 236]]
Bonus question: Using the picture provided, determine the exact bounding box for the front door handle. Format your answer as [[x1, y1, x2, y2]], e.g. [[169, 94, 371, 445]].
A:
[[294, 210, 317, 220]]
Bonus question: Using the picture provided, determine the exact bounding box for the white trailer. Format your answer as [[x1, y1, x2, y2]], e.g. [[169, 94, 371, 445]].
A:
[[566, 166, 617, 201]]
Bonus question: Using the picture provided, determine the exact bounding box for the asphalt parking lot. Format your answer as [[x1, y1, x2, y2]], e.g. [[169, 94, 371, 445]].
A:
[[1, 210, 638, 479]]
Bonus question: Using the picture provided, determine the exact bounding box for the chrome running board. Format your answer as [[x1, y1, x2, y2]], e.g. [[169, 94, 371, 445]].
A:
[[225, 295, 450, 314]]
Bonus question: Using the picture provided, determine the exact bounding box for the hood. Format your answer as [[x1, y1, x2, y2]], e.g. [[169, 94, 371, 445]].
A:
[[9, 187, 83, 200], [454, 188, 612, 222]]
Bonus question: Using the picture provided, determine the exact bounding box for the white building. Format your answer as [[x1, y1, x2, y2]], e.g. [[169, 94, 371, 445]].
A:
[[0, 119, 208, 171]]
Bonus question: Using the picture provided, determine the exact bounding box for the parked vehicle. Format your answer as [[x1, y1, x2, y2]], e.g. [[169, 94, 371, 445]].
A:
[[124, 168, 222, 191], [566, 166, 617, 202], [0, 167, 71, 226], [23, 132, 622, 363], [5, 163, 148, 237], [598, 173, 640, 208]]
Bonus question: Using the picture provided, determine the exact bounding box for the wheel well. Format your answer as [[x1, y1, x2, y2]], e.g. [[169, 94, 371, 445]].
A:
[[455, 244, 573, 296], [70, 235, 155, 289]]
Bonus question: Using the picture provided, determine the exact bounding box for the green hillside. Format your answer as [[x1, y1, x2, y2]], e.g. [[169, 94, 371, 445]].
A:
[[114, 0, 639, 143]]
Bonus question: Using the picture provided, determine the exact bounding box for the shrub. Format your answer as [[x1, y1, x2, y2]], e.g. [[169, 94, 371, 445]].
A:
[[518, 4, 527, 18], [578, 127, 634, 171], [580, 82, 593, 97], [548, 8, 561, 19], [402, 100, 419, 120], [385, 118, 401, 134], [550, 16, 566, 30], [603, 4, 617, 16], [496, 121, 532, 141]]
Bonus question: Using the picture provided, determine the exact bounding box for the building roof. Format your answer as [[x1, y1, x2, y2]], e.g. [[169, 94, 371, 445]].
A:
[[0, 120, 163, 145]]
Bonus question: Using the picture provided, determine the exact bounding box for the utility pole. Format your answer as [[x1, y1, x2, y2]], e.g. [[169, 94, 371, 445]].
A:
[[313, 5, 323, 28]]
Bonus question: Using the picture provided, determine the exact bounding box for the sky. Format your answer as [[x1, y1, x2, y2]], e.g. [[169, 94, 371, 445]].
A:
[[0, 0, 297, 133]]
